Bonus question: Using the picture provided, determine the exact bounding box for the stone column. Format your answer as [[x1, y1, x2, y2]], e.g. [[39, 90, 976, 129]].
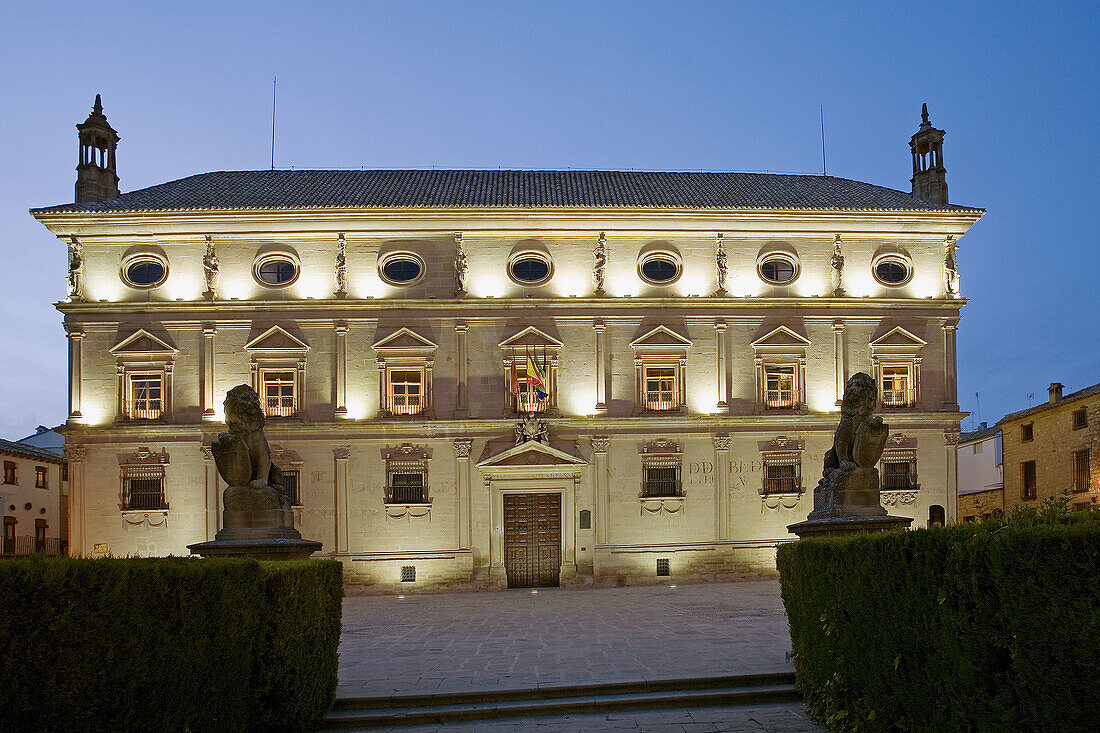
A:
[[454, 439, 472, 550], [295, 358, 307, 416], [202, 324, 217, 421], [591, 437, 610, 544], [593, 321, 607, 413], [945, 430, 960, 524], [63, 446, 86, 555], [715, 321, 728, 411], [455, 322, 469, 418], [714, 434, 731, 540], [334, 322, 348, 419], [943, 322, 958, 410], [115, 364, 126, 418], [333, 447, 350, 553], [163, 362, 174, 417], [67, 329, 84, 424], [201, 445, 218, 538], [833, 320, 846, 405]]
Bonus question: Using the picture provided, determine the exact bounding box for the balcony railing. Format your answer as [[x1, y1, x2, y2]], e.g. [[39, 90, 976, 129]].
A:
[[764, 390, 796, 408], [645, 392, 676, 411], [128, 406, 162, 420], [516, 393, 547, 413], [881, 388, 917, 407], [389, 397, 423, 416], [0, 536, 68, 557], [264, 397, 296, 417]]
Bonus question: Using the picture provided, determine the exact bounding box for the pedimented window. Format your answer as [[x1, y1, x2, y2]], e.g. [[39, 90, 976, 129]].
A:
[[499, 327, 562, 414], [630, 327, 692, 413], [373, 328, 438, 417], [750, 326, 810, 410], [110, 329, 178, 421], [245, 326, 310, 418], [870, 327, 926, 408]]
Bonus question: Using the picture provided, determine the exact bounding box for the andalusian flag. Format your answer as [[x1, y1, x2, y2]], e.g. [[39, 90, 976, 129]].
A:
[[525, 348, 549, 400]]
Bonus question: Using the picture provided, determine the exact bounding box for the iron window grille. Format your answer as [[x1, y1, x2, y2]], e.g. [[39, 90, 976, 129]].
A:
[[656, 558, 671, 577], [1022, 461, 1037, 500], [122, 466, 167, 510], [1073, 408, 1088, 430], [763, 462, 801, 494], [882, 460, 918, 491], [280, 468, 301, 506], [387, 468, 427, 504], [643, 465, 681, 497], [1073, 450, 1090, 494], [401, 566, 416, 583]]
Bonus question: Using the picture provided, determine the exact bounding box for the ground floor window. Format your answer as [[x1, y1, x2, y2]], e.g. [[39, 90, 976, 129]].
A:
[[1073, 450, 1090, 493], [122, 466, 166, 510], [882, 458, 918, 491], [280, 468, 301, 506], [1022, 461, 1037, 500], [643, 465, 681, 497], [763, 462, 800, 494]]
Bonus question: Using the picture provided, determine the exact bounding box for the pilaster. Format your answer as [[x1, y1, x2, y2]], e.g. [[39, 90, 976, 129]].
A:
[[943, 322, 959, 410], [67, 329, 84, 423], [715, 320, 728, 411], [593, 321, 607, 413], [334, 322, 348, 419], [833, 320, 846, 405], [333, 447, 350, 553], [714, 433, 731, 540], [591, 436, 610, 544], [454, 439, 472, 550], [200, 445, 219, 538], [202, 324, 217, 420], [455, 322, 469, 418], [63, 445, 86, 555]]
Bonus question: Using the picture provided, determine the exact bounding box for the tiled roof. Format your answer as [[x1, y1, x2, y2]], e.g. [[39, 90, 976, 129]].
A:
[[32, 169, 983, 214], [960, 424, 1000, 444], [0, 438, 66, 463], [998, 382, 1100, 424]]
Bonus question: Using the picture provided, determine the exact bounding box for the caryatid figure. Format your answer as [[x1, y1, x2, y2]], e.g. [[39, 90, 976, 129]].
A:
[[202, 236, 220, 299], [831, 234, 846, 297], [67, 237, 84, 301], [454, 232, 468, 297], [334, 234, 348, 297], [715, 233, 728, 295], [593, 232, 607, 295]]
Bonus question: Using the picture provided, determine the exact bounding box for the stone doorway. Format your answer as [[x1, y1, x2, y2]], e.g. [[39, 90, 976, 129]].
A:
[[503, 492, 561, 588]]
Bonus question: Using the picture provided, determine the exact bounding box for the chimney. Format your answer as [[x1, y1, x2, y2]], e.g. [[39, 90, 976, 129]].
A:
[[1049, 383, 1064, 404], [978, 421, 987, 430]]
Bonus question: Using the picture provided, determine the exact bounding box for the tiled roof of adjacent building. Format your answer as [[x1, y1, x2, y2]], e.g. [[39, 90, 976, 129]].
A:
[[998, 381, 1100, 424], [0, 438, 67, 463], [32, 169, 983, 213], [959, 423, 1000, 444]]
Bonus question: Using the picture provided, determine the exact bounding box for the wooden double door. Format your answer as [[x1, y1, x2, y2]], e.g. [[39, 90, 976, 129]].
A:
[[503, 493, 562, 588]]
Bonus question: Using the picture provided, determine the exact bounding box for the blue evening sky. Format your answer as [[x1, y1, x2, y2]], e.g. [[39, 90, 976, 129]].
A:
[[1, 1, 1096, 438]]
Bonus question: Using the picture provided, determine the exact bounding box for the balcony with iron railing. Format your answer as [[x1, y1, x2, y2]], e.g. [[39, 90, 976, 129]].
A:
[[0, 536, 68, 557], [264, 396, 296, 417], [644, 391, 677, 412], [515, 392, 547, 413], [764, 389, 797, 409], [881, 387, 917, 408]]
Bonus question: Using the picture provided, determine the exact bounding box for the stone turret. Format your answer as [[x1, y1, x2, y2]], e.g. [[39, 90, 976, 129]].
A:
[[909, 103, 948, 206], [75, 94, 120, 204]]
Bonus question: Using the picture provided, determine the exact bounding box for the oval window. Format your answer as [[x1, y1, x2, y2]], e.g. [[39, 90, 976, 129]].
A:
[[379, 254, 424, 285], [255, 255, 299, 286], [639, 254, 680, 284], [759, 255, 798, 284], [123, 257, 167, 288], [874, 257, 912, 286], [509, 254, 552, 285]]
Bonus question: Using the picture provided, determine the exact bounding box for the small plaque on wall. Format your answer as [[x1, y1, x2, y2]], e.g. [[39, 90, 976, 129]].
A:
[[579, 510, 592, 530], [93, 543, 109, 554]]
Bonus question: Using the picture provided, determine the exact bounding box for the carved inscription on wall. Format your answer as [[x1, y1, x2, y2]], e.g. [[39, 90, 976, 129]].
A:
[[686, 460, 763, 487]]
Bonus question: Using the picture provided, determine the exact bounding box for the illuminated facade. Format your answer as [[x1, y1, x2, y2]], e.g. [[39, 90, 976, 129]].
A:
[[32, 99, 983, 588]]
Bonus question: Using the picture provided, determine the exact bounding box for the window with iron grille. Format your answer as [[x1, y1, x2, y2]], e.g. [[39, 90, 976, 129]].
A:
[[122, 466, 166, 510], [1073, 450, 1090, 494], [261, 370, 296, 417], [127, 372, 163, 419], [1022, 461, 1037, 500], [401, 566, 416, 582], [1021, 423, 1033, 442], [1073, 408, 1088, 430], [643, 465, 681, 497], [35, 466, 48, 489], [656, 558, 670, 577], [763, 364, 797, 408], [3, 461, 16, 485], [882, 460, 917, 491], [389, 472, 426, 503], [763, 463, 800, 494], [280, 468, 301, 506]]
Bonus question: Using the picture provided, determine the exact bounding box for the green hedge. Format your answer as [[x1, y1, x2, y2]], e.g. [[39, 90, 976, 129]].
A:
[[777, 517, 1100, 732], [0, 557, 343, 732]]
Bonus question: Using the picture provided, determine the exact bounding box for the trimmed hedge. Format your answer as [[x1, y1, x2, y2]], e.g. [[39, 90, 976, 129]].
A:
[[778, 517, 1100, 732], [0, 557, 343, 732]]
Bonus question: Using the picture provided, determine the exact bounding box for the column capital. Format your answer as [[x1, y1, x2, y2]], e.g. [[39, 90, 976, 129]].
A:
[[334, 321, 349, 335], [590, 436, 610, 454], [714, 320, 727, 333], [63, 445, 86, 462], [200, 445, 214, 461], [333, 447, 351, 461], [453, 438, 473, 458], [592, 320, 606, 333], [202, 323, 217, 336], [832, 319, 846, 333], [944, 430, 960, 446], [454, 321, 469, 334], [942, 322, 958, 333], [67, 329, 85, 341], [713, 433, 731, 451]]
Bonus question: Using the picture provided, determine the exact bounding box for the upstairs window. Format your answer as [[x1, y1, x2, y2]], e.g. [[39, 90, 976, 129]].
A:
[[763, 364, 798, 409], [261, 370, 297, 417], [3, 461, 16, 485], [121, 253, 169, 289], [379, 252, 425, 286], [643, 365, 679, 411], [512, 359, 553, 413], [630, 327, 692, 414], [387, 368, 425, 415], [122, 466, 167, 511], [126, 372, 163, 419], [880, 365, 915, 407], [253, 252, 300, 287], [1022, 423, 1034, 442], [509, 252, 553, 285], [1073, 451, 1090, 494], [758, 253, 799, 285], [35, 466, 48, 489], [1022, 461, 1037, 500], [1073, 408, 1088, 430], [373, 328, 438, 419], [872, 254, 913, 286]]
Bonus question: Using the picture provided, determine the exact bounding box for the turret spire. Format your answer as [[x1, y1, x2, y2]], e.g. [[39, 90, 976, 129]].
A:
[[909, 103, 948, 206], [75, 94, 120, 204]]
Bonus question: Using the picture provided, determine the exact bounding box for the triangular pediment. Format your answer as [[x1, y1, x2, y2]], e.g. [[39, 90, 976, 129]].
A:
[[750, 326, 812, 349], [630, 326, 693, 349], [245, 326, 310, 353], [498, 326, 564, 350], [110, 329, 177, 356], [372, 327, 438, 352], [477, 441, 587, 469], [870, 327, 927, 349]]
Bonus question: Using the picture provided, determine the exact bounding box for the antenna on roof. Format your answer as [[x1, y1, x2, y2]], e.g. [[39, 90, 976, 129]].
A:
[[819, 106, 827, 176], [975, 392, 981, 425], [270, 76, 277, 170]]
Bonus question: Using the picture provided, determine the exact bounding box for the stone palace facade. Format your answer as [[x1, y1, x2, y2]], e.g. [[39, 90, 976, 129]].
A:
[[32, 99, 983, 589]]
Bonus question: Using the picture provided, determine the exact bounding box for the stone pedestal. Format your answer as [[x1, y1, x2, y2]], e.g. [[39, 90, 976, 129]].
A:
[[787, 514, 912, 538], [188, 537, 322, 561]]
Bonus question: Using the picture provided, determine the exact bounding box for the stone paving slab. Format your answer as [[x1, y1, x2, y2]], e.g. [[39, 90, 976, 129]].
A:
[[339, 579, 794, 698]]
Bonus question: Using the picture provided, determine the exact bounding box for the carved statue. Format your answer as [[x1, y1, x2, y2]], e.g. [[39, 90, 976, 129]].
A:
[[715, 233, 728, 295], [593, 232, 607, 296], [454, 232, 468, 297], [211, 385, 289, 511], [67, 237, 84, 301], [515, 413, 549, 445], [830, 234, 846, 297], [944, 235, 959, 297], [808, 372, 889, 518], [334, 234, 348, 297], [202, 236, 220, 299]]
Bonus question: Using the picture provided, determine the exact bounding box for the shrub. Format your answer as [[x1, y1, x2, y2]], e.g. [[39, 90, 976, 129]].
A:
[[778, 518, 1100, 732], [0, 557, 343, 732]]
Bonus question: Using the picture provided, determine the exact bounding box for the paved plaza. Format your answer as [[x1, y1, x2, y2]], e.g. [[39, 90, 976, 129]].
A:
[[337, 579, 823, 731]]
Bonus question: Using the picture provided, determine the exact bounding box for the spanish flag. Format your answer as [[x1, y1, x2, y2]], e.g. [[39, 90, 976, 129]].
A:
[[525, 348, 549, 400]]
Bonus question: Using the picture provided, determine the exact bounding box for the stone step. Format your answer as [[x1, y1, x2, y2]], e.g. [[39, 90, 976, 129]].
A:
[[324, 672, 798, 729]]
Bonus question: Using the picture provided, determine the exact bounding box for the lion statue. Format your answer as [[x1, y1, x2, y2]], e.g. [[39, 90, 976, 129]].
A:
[[822, 372, 888, 474], [211, 384, 288, 510]]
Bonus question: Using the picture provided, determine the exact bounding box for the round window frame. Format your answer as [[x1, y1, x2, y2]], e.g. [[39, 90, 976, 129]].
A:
[[756, 252, 800, 285], [871, 254, 913, 287], [252, 252, 301, 288], [637, 251, 682, 285], [507, 251, 554, 286], [120, 253, 169, 290], [378, 251, 426, 286]]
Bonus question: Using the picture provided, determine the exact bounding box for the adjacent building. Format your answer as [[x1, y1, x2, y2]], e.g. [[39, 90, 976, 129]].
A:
[[956, 421, 1003, 522], [998, 382, 1099, 512], [1, 438, 67, 556], [30, 98, 983, 589]]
